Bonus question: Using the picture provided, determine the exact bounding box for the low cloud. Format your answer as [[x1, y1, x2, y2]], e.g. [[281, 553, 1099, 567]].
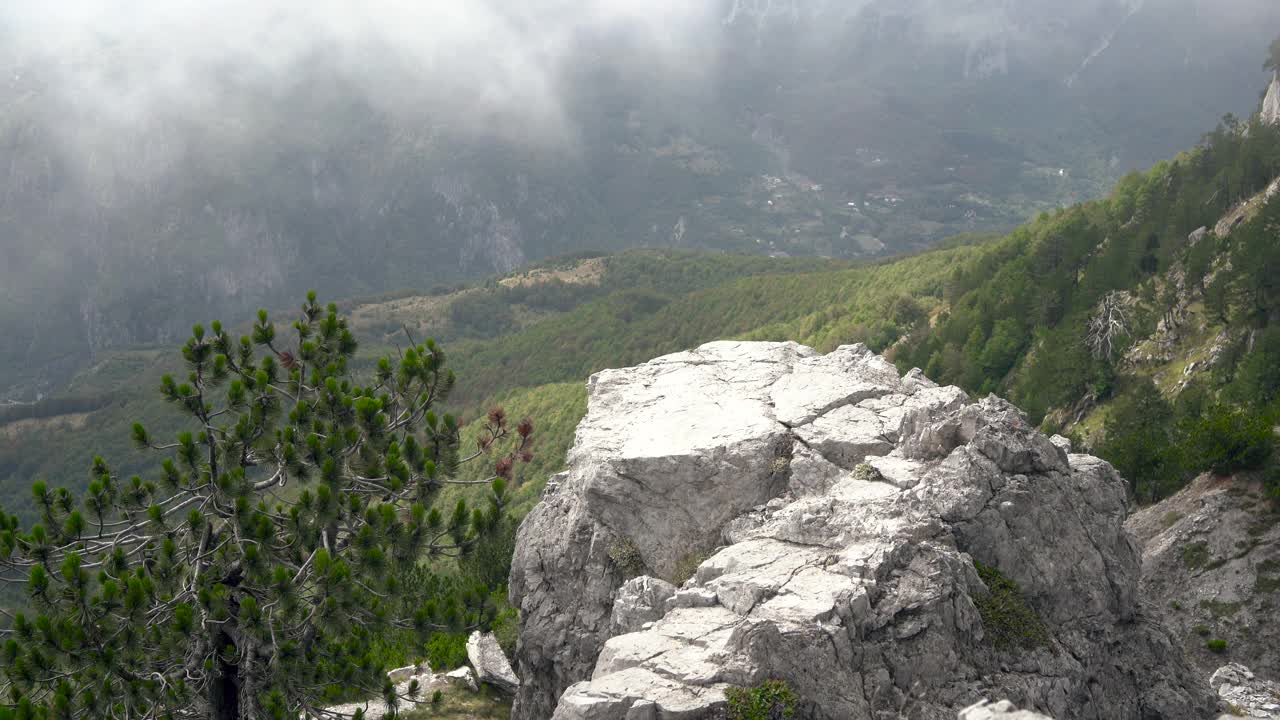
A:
[[2, 0, 722, 160]]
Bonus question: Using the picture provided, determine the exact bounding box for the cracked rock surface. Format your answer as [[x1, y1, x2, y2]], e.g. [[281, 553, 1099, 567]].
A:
[[509, 342, 1213, 720], [1127, 474, 1280, 681], [1208, 664, 1280, 718]]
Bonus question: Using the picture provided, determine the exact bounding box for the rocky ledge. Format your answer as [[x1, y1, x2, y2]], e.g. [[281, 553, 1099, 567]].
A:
[[509, 342, 1214, 719]]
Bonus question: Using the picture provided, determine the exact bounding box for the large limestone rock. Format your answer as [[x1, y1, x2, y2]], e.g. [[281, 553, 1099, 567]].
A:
[[959, 701, 1054, 720], [1209, 664, 1280, 718], [1264, 72, 1280, 126], [467, 631, 521, 694], [1127, 474, 1280, 680], [510, 342, 1214, 720]]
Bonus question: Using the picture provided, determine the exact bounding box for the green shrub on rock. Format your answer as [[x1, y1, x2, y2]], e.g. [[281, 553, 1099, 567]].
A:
[[427, 633, 471, 670], [608, 536, 648, 579], [973, 560, 1051, 651], [725, 679, 797, 720]]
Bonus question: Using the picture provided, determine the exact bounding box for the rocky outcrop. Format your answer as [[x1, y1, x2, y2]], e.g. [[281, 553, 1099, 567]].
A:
[[960, 700, 1054, 720], [446, 666, 479, 693], [468, 631, 521, 694], [1264, 72, 1280, 126], [1209, 664, 1280, 718], [510, 341, 1214, 720], [1127, 475, 1280, 679], [324, 664, 441, 717]]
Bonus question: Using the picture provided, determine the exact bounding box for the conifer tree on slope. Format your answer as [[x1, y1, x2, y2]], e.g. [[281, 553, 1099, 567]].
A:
[[0, 294, 533, 720], [1266, 36, 1280, 74]]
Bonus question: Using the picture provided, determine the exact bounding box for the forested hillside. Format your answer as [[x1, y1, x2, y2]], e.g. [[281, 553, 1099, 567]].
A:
[[895, 113, 1280, 501]]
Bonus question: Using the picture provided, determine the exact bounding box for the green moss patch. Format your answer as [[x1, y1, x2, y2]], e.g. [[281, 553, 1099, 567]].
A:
[[725, 679, 798, 720], [1182, 541, 1213, 570], [608, 536, 648, 579], [1199, 599, 1243, 619], [1255, 558, 1280, 593], [671, 550, 711, 586]]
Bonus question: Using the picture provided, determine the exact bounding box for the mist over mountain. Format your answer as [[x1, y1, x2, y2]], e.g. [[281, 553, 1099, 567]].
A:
[[2, 0, 1278, 399]]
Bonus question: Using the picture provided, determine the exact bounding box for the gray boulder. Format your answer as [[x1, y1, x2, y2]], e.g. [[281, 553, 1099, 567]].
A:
[[510, 342, 1214, 720], [467, 631, 520, 694], [960, 700, 1054, 720], [1209, 664, 1280, 718], [611, 576, 678, 635], [445, 665, 478, 693]]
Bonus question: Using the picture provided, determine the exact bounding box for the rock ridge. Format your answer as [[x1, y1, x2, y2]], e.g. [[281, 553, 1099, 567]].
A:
[[509, 341, 1214, 719], [1264, 71, 1280, 126]]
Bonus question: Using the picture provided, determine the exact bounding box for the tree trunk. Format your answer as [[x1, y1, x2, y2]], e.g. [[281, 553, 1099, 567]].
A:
[[212, 565, 246, 720], [209, 629, 240, 720]]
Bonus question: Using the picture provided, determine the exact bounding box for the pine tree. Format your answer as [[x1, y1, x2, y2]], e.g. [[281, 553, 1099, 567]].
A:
[[1265, 36, 1280, 74], [0, 294, 533, 720]]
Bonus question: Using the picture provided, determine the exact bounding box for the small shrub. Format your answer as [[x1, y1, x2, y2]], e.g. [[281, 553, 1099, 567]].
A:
[[725, 679, 797, 720], [671, 550, 711, 586], [1169, 600, 1183, 610], [431, 690, 443, 706], [1255, 574, 1280, 594], [1200, 599, 1242, 618], [489, 603, 520, 660], [608, 536, 648, 579], [972, 561, 1050, 651], [853, 463, 883, 483], [1184, 404, 1274, 476], [1161, 511, 1184, 529], [426, 633, 469, 671], [1194, 624, 1212, 636], [1181, 542, 1212, 570], [771, 456, 791, 476], [1206, 638, 1229, 654]]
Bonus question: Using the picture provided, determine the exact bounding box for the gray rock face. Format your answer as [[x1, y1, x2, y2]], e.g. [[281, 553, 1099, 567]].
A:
[[467, 631, 521, 694], [510, 342, 1214, 720], [960, 700, 1055, 720], [1265, 72, 1280, 126], [611, 576, 679, 635], [1127, 474, 1280, 680]]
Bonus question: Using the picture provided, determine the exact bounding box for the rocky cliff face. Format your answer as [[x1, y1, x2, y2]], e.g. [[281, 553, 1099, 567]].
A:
[[509, 341, 1214, 719], [1263, 72, 1280, 126], [1127, 475, 1280, 681]]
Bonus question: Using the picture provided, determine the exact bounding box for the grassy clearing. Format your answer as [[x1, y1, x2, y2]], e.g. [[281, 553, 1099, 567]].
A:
[[400, 685, 512, 720]]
